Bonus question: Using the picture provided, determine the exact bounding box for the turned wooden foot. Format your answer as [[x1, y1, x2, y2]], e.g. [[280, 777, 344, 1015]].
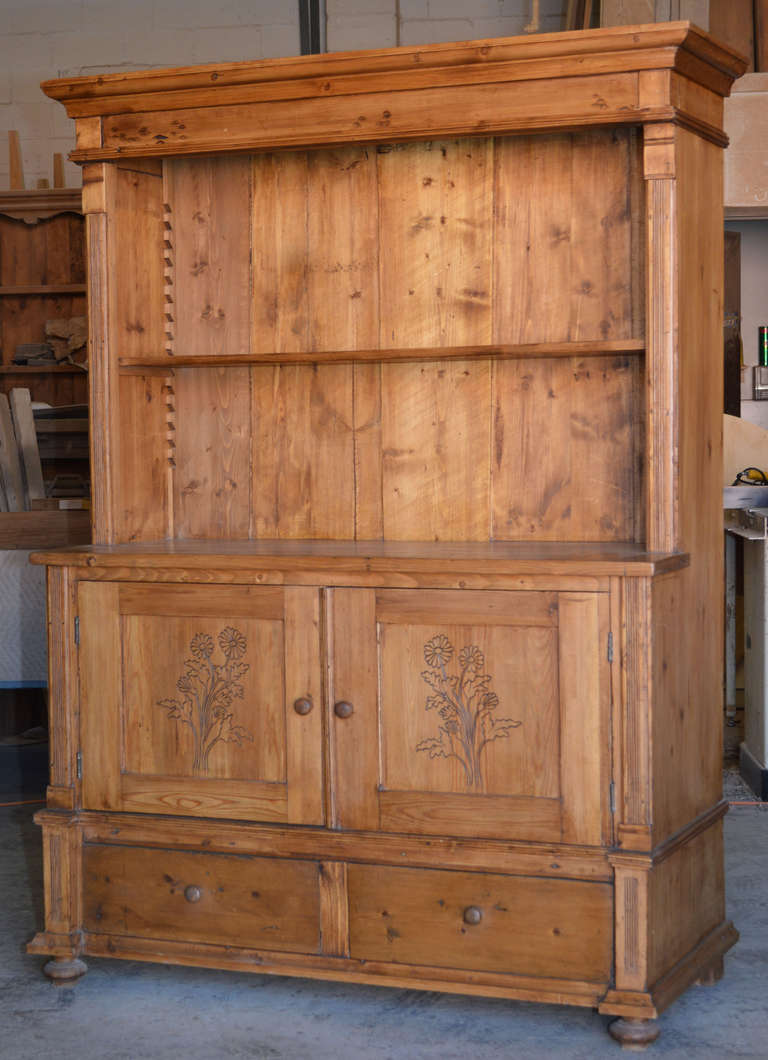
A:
[[697, 956, 725, 986], [43, 957, 88, 984], [608, 1018, 661, 1050]]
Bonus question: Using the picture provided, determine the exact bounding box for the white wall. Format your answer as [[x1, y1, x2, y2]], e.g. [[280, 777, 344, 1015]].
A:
[[726, 220, 768, 429], [0, 0, 565, 189]]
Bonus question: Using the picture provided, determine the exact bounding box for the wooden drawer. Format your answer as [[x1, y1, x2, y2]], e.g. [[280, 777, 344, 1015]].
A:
[[349, 864, 613, 982], [83, 845, 320, 954]]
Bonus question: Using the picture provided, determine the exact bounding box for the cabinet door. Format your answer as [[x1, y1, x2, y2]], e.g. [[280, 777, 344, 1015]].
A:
[[78, 582, 323, 824], [329, 588, 611, 845]]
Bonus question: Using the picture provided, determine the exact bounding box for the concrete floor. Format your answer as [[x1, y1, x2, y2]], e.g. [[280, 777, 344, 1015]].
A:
[[1, 801, 766, 1060]]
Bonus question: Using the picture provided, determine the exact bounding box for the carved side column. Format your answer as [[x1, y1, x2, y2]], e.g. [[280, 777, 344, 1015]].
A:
[[83, 161, 118, 545], [27, 811, 86, 979], [643, 122, 679, 555]]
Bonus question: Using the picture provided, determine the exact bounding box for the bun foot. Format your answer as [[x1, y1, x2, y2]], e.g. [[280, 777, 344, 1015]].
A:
[[43, 957, 88, 984], [697, 957, 724, 986], [608, 1018, 660, 1050]]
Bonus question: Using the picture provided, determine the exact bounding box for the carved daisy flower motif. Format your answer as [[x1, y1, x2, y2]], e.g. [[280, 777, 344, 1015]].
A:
[[424, 634, 454, 668], [190, 633, 214, 659], [218, 626, 247, 660], [459, 645, 485, 672]]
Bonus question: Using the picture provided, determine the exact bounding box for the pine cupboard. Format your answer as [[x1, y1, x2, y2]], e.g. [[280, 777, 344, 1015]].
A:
[[29, 23, 745, 1048]]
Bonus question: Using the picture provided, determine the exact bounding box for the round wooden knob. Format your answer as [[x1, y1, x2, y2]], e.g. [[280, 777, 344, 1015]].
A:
[[463, 906, 483, 926], [184, 885, 203, 903], [334, 700, 354, 719], [293, 696, 313, 716]]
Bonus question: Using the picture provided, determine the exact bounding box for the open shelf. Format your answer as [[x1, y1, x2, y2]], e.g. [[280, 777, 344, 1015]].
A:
[[0, 284, 86, 297], [118, 339, 646, 370], [0, 365, 87, 374]]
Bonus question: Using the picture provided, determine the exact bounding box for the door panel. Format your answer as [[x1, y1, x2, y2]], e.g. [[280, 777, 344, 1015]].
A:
[[79, 582, 324, 825], [329, 587, 610, 844]]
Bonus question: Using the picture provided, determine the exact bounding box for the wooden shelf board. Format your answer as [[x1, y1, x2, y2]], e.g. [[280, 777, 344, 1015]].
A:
[[0, 365, 87, 374], [0, 510, 90, 550], [119, 339, 645, 370], [0, 284, 86, 296], [30, 539, 688, 578]]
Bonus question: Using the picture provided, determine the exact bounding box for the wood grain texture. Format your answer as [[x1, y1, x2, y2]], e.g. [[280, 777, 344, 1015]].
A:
[[493, 130, 636, 345], [654, 128, 724, 837], [559, 592, 610, 847], [620, 577, 652, 847], [378, 792, 562, 842], [80, 929, 607, 1005], [251, 364, 355, 539], [46, 567, 77, 792], [491, 355, 643, 541], [78, 581, 122, 810], [380, 360, 490, 540], [36, 812, 82, 941], [308, 147, 379, 353], [647, 819, 725, 986], [251, 152, 309, 353], [87, 197, 116, 543], [319, 861, 349, 957], [378, 139, 492, 348], [81, 809, 612, 880], [284, 587, 324, 826], [83, 844, 320, 953], [32, 539, 689, 578], [348, 864, 613, 981], [43, 24, 746, 118], [327, 588, 379, 831], [174, 366, 250, 538], [166, 157, 251, 357], [116, 373, 169, 542]]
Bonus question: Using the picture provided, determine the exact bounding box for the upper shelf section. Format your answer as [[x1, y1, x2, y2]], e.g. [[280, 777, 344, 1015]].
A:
[[41, 23, 746, 164]]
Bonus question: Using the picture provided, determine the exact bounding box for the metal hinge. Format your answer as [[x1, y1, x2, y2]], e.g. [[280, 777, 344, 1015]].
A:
[[76, 751, 82, 780], [609, 780, 616, 814], [607, 631, 614, 663], [74, 616, 80, 646]]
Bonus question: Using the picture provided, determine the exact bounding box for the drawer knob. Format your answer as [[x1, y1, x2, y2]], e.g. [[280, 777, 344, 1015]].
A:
[[184, 885, 203, 904], [334, 700, 354, 719], [463, 905, 483, 926], [293, 696, 313, 716]]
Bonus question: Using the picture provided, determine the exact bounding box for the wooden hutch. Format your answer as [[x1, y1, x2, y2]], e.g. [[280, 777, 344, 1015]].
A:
[[29, 24, 745, 1048]]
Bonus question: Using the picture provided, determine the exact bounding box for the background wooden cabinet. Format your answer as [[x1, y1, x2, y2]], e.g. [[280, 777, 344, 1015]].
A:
[[28, 23, 745, 1048]]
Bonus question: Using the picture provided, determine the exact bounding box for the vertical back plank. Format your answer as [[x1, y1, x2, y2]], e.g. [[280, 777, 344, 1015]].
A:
[[381, 360, 491, 541], [113, 161, 165, 360], [378, 138, 493, 348], [117, 374, 169, 541], [174, 366, 251, 538], [168, 156, 251, 357], [252, 151, 309, 353], [251, 364, 355, 539], [494, 134, 574, 344], [491, 355, 642, 541], [569, 130, 634, 341], [353, 363, 383, 540], [308, 147, 379, 352]]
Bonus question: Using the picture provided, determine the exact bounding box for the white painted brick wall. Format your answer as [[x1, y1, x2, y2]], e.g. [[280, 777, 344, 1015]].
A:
[[0, 1, 565, 188]]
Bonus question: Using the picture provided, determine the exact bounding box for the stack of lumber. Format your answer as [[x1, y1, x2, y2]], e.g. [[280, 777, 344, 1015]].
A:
[[0, 388, 89, 548]]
